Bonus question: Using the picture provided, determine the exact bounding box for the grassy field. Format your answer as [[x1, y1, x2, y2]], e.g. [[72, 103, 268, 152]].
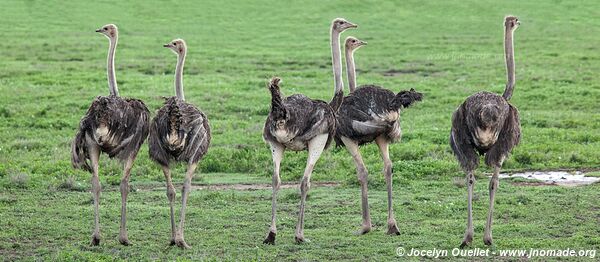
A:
[[1, 0, 599, 260]]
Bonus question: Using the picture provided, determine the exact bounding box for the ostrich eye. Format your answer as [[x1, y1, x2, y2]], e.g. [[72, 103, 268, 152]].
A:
[[103, 27, 107, 30]]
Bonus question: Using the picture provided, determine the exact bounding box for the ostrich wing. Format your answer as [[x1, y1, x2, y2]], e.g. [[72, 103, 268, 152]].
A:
[[484, 104, 521, 166], [450, 103, 480, 172]]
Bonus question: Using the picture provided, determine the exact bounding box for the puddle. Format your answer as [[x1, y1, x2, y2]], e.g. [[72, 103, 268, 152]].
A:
[[498, 171, 600, 187]]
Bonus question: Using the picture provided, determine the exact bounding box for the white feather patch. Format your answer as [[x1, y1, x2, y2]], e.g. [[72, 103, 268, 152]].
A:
[[352, 120, 386, 134]]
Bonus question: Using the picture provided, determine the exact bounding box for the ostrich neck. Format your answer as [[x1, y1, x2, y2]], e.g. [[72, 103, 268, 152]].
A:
[[503, 27, 515, 99], [345, 47, 357, 93], [107, 37, 119, 96], [174, 51, 186, 100], [331, 29, 343, 96]]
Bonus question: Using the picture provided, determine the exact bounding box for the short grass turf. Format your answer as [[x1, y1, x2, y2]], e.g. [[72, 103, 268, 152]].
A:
[[0, 0, 599, 260], [1, 174, 599, 261]]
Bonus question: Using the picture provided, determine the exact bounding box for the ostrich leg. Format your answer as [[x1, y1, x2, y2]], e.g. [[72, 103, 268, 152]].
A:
[[162, 165, 177, 245], [375, 136, 399, 235], [460, 170, 476, 248], [175, 162, 198, 249], [295, 134, 328, 243], [484, 166, 501, 245], [88, 140, 101, 246], [118, 155, 135, 245], [341, 137, 371, 234], [264, 142, 285, 244]]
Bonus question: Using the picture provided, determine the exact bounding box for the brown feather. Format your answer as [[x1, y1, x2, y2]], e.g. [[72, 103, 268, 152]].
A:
[[71, 95, 150, 172], [149, 97, 211, 166]]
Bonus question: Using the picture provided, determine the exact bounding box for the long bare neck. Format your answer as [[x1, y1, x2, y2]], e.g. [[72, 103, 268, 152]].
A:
[[345, 46, 357, 93], [107, 36, 119, 96], [331, 29, 343, 96], [174, 50, 186, 100], [502, 27, 515, 100]]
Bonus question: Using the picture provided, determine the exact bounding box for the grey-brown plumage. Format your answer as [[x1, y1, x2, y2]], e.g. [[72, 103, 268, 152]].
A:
[[336, 85, 422, 145], [71, 24, 149, 247], [72, 96, 149, 171], [148, 97, 210, 166], [450, 92, 520, 171], [451, 16, 521, 248], [263, 78, 335, 151], [335, 36, 422, 236]]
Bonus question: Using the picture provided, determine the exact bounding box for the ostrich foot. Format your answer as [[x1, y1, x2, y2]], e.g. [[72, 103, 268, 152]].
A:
[[354, 224, 372, 235], [294, 235, 310, 244], [174, 237, 190, 249], [118, 236, 131, 246], [483, 234, 493, 246], [387, 222, 400, 235], [460, 232, 473, 248], [90, 233, 101, 246], [263, 231, 276, 245]]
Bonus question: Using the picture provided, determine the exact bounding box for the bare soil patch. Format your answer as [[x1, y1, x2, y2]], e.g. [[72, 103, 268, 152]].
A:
[[138, 182, 340, 191]]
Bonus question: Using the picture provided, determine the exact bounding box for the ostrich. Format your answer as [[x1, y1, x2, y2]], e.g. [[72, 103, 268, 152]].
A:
[[148, 39, 211, 249], [262, 18, 357, 245], [450, 16, 521, 247], [71, 24, 150, 246], [336, 36, 423, 235]]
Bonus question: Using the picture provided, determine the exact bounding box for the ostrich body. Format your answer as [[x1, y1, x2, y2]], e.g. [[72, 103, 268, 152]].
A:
[[71, 24, 150, 246], [451, 16, 521, 247], [148, 39, 211, 249], [335, 37, 422, 235], [262, 18, 357, 245]]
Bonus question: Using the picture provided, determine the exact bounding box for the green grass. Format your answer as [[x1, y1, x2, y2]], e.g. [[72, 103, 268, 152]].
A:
[[585, 172, 600, 177], [1, 173, 599, 261], [1, 0, 599, 260]]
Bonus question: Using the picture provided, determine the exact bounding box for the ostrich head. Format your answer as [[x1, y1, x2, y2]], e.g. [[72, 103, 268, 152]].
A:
[[332, 18, 357, 33], [393, 88, 423, 110], [270, 76, 281, 87], [164, 39, 187, 55], [95, 24, 118, 39], [504, 16, 520, 31], [345, 36, 367, 52]]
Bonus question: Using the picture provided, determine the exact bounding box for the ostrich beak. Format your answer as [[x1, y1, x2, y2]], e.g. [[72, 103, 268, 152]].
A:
[[95, 29, 102, 33], [349, 22, 358, 29], [360, 41, 367, 46], [163, 44, 170, 48]]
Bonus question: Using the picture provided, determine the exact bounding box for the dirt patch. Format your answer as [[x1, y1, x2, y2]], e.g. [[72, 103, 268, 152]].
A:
[[509, 181, 556, 187], [140, 182, 340, 191], [134, 170, 599, 192], [191, 182, 339, 191], [382, 68, 439, 77], [498, 171, 600, 187]]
